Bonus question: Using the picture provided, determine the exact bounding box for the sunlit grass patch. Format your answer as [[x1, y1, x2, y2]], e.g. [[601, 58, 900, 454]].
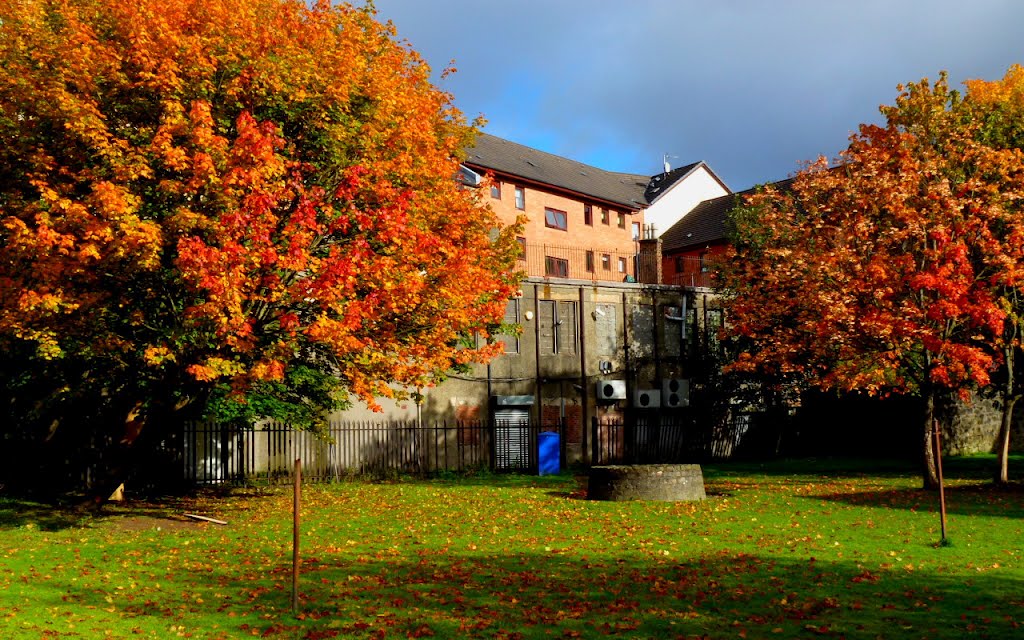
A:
[[1, 458, 1022, 638]]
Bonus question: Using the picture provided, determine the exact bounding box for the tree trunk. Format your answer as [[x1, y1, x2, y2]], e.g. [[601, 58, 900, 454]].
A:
[[80, 405, 148, 510], [85, 394, 186, 508], [922, 389, 940, 490], [995, 394, 1017, 485], [995, 343, 1017, 485]]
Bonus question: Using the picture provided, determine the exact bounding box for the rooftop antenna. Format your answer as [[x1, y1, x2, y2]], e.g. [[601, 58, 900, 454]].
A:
[[663, 153, 678, 173]]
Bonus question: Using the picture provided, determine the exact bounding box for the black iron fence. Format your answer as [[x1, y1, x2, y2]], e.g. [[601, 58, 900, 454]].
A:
[[592, 412, 755, 465], [668, 255, 719, 289], [516, 242, 640, 283], [181, 419, 565, 485]]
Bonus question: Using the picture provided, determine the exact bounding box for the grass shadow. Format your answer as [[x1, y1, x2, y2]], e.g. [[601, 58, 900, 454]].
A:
[[813, 481, 1024, 519], [705, 455, 1024, 482], [0, 484, 264, 532], [27, 545, 1024, 639]]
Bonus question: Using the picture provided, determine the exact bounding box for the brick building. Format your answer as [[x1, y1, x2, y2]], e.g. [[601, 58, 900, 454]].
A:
[[660, 179, 795, 289], [332, 133, 741, 464], [462, 133, 730, 283]]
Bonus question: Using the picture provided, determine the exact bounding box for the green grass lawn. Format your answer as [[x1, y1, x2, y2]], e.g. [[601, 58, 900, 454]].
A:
[[1, 457, 1022, 639]]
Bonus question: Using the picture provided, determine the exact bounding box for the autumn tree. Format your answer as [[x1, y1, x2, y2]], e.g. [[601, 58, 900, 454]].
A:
[[961, 64, 1024, 483], [723, 73, 1024, 488], [0, 0, 521, 493]]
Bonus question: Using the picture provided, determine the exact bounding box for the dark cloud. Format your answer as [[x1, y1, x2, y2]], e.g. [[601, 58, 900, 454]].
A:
[[373, 0, 1024, 189]]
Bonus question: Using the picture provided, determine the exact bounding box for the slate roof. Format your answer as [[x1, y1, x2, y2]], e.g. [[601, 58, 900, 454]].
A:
[[644, 162, 703, 204], [660, 192, 740, 251], [661, 178, 795, 252], [464, 133, 653, 210]]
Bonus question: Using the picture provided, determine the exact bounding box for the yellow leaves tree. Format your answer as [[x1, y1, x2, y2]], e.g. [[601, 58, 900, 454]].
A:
[[0, 0, 520, 493]]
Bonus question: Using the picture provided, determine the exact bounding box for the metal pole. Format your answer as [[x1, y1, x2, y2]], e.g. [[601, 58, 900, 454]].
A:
[[578, 286, 588, 466], [933, 419, 948, 545], [292, 457, 301, 615], [534, 284, 542, 427]]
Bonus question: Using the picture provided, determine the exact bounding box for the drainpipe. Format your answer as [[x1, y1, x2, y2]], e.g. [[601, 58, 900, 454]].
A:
[[534, 284, 542, 427], [652, 287, 662, 385], [622, 291, 631, 403], [579, 285, 589, 465]]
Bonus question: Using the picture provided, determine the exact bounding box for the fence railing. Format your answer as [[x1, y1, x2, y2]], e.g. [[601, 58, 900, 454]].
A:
[[181, 419, 565, 485], [517, 242, 639, 283], [668, 255, 719, 289], [669, 270, 716, 289], [593, 413, 753, 465]]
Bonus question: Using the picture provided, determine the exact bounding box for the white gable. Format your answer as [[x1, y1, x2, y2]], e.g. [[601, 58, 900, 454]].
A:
[[644, 165, 730, 238]]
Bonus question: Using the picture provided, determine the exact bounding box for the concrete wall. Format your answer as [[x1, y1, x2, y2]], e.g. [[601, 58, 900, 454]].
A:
[[335, 278, 720, 464], [487, 176, 642, 260]]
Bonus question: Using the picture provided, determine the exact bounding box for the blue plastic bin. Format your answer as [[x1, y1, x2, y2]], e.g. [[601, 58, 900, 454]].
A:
[[538, 431, 560, 476]]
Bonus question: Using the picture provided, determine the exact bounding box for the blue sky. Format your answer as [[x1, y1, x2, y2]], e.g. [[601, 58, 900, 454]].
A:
[[372, 0, 1024, 191]]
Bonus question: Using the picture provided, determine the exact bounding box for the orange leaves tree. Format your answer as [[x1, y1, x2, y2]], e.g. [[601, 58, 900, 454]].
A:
[[962, 64, 1024, 483], [0, 0, 520, 490], [722, 72, 1024, 488]]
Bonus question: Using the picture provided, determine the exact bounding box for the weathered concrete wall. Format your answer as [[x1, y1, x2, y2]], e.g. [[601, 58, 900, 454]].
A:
[[333, 278, 721, 465]]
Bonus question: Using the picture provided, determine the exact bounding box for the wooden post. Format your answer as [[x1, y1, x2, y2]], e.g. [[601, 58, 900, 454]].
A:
[[933, 420, 948, 545], [292, 457, 301, 615]]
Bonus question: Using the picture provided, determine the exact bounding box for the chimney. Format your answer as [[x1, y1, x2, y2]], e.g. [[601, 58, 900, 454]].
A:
[[637, 234, 663, 284]]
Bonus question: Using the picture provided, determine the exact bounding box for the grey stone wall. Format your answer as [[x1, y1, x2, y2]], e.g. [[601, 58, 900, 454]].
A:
[[941, 391, 1024, 456]]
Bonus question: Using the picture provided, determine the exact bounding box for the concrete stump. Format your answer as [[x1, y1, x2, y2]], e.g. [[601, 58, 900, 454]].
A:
[[588, 464, 706, 501]]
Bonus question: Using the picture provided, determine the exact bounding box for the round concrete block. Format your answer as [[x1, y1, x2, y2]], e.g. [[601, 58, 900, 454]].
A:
[[588, 464, 706, 501]]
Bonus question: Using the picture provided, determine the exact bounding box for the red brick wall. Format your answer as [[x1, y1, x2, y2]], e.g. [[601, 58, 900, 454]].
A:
[[484, 176, 642, 260], [663, 241, 728, 287], [541, 404, 561, 430], [454, 404, 481, 422], [564, 405, 582, 444], [540, 404, 582, 444]]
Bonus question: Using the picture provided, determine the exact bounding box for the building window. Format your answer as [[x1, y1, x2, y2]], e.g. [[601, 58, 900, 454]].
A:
[[706, 308, 724, 352], [601, 254, 611, 270], [662, 305, 682, 357], [545, 256, 569, 278], [617, 257, 627, 273], [539, 300, 577, 355], [514, 186, 525, 210], [617, 212, 626, 228], [585, 250, 595, 272], [675, 255, 685, 272], [699, 251, 710, 273], [584, 204, 593, 226], [516, 236, 527, 259], [632, 221, 641, 240], [498, 298, 520, 354], [490, 180, 501, 199], [600, 208, 609, 225], [544, 207, 568, 231]]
